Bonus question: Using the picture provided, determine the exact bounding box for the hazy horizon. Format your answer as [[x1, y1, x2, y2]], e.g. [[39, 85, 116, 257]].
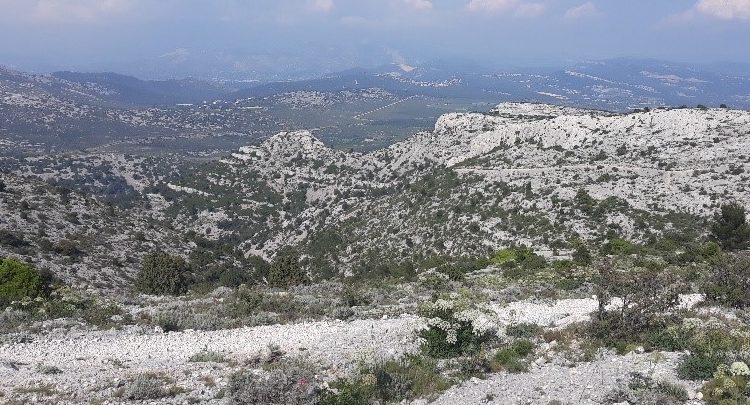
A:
[[1, 0, 750, 80]]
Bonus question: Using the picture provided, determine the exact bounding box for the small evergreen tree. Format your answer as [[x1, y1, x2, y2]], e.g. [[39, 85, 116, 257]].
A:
[[574, 189, 597, 214], [572, 243, 592, 265], [703, 254, 750, 308], [268, 252, 308, 288], [711, 203, 750, 251], [0, 258, 44, 306], [135, 251, 191, 295]]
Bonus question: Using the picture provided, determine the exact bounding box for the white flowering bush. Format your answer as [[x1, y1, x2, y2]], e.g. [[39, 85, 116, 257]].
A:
[[701, 361, 750, 404], [417, 269, 450, 290], [730, 362, 750, 377], [419, 294, 498, 358]]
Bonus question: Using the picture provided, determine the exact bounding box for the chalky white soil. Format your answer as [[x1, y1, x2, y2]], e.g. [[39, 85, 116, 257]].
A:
[[0, 315, 421, 403], [424, 352, 701, 405], [0, 296, 707, 403]]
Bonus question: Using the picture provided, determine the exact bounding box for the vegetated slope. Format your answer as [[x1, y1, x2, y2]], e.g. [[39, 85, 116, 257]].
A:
[[0, 66, 259, 149], [160, 103, 750, 277], [230, 58, 750, 111], [0, 172, 186, 291], [2, 102, 748, 289], [50, 71, 229, 106]]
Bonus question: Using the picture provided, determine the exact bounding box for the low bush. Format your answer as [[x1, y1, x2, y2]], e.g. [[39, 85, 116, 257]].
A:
[[703, 254, 750, 309], [490, 339, 535, 373], [123, 373, 182, 401], [600, 238, 638, 256], [571, 243, 592, 265], [506, 323, 542, 339], [589, 259, 687, 347], [53, 239, 82, 257], [674, 317, 750, 380], [419, 295, 497, 358], [0, 229, 29, 248], [228, 361, 319, 405], [189, 349, 226, 363], [607, 372, 688, 405], [700, 362, 750, 404], [321, 355, 449, 404], [677, 354, 727, 380], [491, 246, 547, 279], [0, 258, 46, 306]]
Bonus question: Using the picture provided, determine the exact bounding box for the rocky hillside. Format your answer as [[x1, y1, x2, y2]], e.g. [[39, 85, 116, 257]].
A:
[[2, 102, 749, 289], [155, 103, 750, 276]]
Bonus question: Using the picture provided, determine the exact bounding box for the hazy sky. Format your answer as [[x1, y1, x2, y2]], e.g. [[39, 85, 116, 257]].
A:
[[1, 0, 749, 78]]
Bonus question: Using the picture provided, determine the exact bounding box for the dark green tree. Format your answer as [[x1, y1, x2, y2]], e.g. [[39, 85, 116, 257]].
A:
[[268, 251, 308, 288], [0, 257, 44, 306], [572, 243, 592, 265], [574, 189, 597, 214], [711, 202, 750, 251], [703, 254, 750, 308], [135, 251, 191, 295]]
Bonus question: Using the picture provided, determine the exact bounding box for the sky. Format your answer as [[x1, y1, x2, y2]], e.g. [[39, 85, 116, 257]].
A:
[[0, 0, 749, 79]]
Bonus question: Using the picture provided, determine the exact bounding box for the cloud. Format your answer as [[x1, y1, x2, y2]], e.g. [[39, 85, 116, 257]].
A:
[[403, 0, 433, 10], [0, 0, 135, 23], [515, 2, 545, 17], [467, 0, 545, 17], [669, 0, 750, 23], [564, 2, 599, 20], [695, 0, 750, 20], [308, 0, 334, 12], [339, 15, 369, 25]]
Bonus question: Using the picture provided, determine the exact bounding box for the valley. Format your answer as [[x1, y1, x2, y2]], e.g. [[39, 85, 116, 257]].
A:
[[1, 96, 750, 404]]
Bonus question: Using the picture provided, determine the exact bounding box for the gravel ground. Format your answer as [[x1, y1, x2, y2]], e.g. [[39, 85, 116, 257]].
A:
[[0, 295, 707, 403], [423, 352, 702, 405], [0, 315, 423, 403]]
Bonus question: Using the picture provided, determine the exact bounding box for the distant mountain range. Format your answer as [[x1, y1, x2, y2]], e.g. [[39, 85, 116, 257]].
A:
[[2, 58, 749, 153], [4, 58, 749, 111], [232, 58, 750, 111]]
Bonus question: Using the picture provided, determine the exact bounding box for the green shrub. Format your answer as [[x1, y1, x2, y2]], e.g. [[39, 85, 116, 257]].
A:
[[0, 229, 28, 248], [135, 251, 191, 296], [600, 238, 637, 256], [189, 349, 226, 363], [491, 246, 547, 279], [419, 297, 497, 358], [572, 243, 592, 265], [711, 202, 750, 251], [700, 242, 722, 260], [643, 325, 692, 352], [228, 361, 319, 405], [268, 252, 308, 288], [123, 373, 181, 400], [701, 362, 750, 404], [589, 259, 687, 347], [490, 340, 535, 373], [607, 372, 688, 405], [321, 380, 372, 405], [321, 355, 449, 404], [0, 258, 45, 306], [53, 239, 82, 257], [677, 354, 726, 380], [703, 254, 750, 308], [506, 323, 542, 339], [575, 189, 597, 214], [511, 339, 535, 357]]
